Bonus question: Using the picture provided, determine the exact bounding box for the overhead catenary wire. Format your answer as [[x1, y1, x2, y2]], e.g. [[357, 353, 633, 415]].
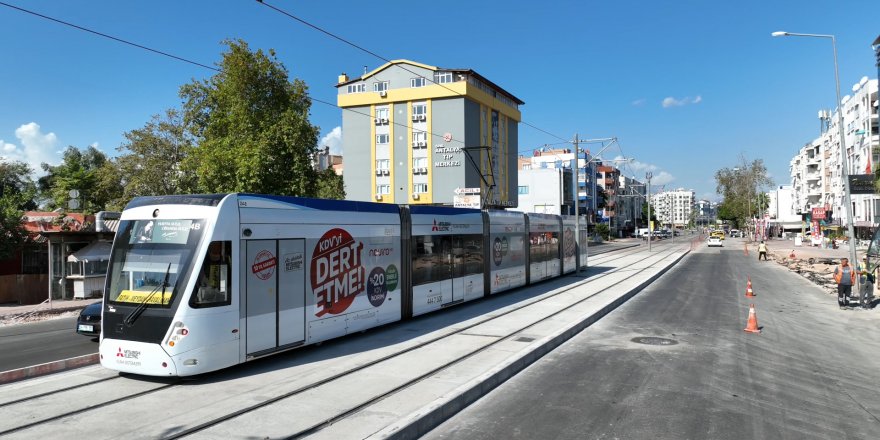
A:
[[253, 0, 571, 144], [1, 1, 570, 152], [0, 2, 527, 150], [0, 1, 219, 72]]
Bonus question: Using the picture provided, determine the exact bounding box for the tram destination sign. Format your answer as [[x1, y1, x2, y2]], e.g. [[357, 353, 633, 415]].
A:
[[848, 174, 876, 194]]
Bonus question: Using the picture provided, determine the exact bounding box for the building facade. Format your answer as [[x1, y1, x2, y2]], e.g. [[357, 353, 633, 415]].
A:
[[517, 148, 598, 218], [651, 188, 695, 228], [336, 60, 523, 207], [788, 77, 878, 238]]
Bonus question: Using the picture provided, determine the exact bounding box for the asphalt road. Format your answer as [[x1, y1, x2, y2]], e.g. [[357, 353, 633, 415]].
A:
[[0, 316, 98, 372], [423, 238, 880, 440]]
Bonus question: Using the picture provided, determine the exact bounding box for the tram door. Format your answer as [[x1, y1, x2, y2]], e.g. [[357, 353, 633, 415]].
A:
[[277, 239, 305, 346], [245, 239, 306, 355]]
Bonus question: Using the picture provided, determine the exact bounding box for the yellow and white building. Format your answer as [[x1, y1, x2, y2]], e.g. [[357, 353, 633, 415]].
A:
[[336, 59, 523, 207]]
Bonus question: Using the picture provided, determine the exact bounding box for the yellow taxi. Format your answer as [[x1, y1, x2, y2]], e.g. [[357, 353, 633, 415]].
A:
[[710, 230, 725, 240]]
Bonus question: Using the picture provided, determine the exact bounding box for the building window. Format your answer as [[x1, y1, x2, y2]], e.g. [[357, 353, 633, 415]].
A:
[[522, 164, 531, 170], [413, 157, 427, 168], [411, 77, 426, 88], [376, 159, 390, 170], [347, 83, 365, 93], [435, 72, 453, 84], [376, 134, 389, 144], [375, 107, 389, 120], [374, 81, 389, 93], [376, 184, 390, 195], [413, 131, 427, 143], [518, 186, 529, 195], [413, 104, 427, 117], [413, 183, 428, 194]]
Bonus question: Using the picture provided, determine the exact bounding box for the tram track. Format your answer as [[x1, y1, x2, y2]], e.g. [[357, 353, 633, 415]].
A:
[[0, 379, 180, 437], [169, 242, 685, 439], [0, 375, 120, 409], [0, 241, 683, 438]]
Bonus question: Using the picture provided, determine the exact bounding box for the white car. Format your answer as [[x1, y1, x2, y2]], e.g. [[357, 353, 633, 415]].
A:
[[707, 236, 723, 247]]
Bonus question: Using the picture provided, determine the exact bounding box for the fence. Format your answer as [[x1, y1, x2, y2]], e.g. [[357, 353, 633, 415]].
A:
[[0, 274, 48, 305]]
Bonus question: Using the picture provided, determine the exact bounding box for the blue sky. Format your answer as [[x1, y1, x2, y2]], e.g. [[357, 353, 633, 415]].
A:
[[1, 0, 878, 202]]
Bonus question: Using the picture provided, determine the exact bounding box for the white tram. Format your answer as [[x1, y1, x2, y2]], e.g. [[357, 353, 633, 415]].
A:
[[99, 194, 587, 376]]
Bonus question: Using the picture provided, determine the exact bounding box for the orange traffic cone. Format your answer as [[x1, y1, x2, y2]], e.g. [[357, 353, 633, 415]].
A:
[[745, 276, 755, 297], [744, 304, 761, 333]]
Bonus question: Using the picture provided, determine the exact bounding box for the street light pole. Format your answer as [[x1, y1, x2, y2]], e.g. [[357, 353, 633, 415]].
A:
[[773, 31, 859, 286], [646, 172, 653, 252]]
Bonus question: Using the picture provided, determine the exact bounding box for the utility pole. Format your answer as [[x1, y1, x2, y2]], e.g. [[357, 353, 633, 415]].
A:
[[574, 133, 582, 273], [647, 172, 653, 252]]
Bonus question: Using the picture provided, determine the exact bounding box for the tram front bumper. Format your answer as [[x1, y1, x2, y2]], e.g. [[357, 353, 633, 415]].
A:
[[100, 339, 178, 376]]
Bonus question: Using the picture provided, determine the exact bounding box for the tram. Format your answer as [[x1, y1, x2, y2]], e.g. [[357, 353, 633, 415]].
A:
[[99, 194, 587, 376]]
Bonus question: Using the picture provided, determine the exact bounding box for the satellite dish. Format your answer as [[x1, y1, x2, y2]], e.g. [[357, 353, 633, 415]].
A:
[[68, 199, 80, 210], [68, 189, 79, 198], [859, 76, 869, 86], [852, 83, 860, 93]]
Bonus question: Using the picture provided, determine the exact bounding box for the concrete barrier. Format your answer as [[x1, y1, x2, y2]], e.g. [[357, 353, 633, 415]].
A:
[[0, 353, 100, 385]]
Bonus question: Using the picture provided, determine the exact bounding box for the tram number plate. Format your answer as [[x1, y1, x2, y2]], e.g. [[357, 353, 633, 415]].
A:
[[427, 295, 442, 304], [78, 324, 93, 332]]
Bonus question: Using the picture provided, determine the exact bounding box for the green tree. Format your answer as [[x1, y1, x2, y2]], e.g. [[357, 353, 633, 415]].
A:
[[0, 159, 35, 259], [0, 159, 37, 210], [38, 146, 111, 213], [113, 109, 196, 207], [180, 39, 320, 195], [714, 156, 773, 229], [315, 168, 345, 199]]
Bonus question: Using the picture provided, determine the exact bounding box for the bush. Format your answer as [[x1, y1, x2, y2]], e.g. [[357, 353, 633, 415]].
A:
[[595, 223, 611, 241]]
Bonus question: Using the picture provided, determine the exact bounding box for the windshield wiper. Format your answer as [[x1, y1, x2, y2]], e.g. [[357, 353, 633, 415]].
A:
[[123, 263, 172, 327]]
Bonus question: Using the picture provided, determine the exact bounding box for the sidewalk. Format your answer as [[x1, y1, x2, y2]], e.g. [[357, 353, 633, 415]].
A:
[[0, 298, 99, 321]]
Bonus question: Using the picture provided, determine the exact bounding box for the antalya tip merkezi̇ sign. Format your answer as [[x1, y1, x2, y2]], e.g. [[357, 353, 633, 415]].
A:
[[848, 174, 876, 195]]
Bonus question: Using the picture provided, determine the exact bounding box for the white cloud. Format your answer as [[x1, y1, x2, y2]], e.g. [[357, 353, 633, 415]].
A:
[[1, 122, 60, 174], [662, 95, 702, 108], [613, 156, 676, 187], [89, 142, 99, 149], [320, 126, 343, 155], [631, 98, 647, 107]]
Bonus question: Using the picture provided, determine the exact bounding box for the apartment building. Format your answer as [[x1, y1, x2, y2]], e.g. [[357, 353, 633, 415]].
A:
[[336, 60, 523, 207], [789, 77, 878, 237], [517, 148, 598, 217], [651, 188, 695, 228]]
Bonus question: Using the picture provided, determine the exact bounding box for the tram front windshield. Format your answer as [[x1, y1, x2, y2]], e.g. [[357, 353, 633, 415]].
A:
[[106, 219, 206, 307]]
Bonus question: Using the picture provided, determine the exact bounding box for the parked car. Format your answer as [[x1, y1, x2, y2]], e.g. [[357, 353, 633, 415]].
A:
[[76, 301, 102, 338], [707, 236, 723, 247]]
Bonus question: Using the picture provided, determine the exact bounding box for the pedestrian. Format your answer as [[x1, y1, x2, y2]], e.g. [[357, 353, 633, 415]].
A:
[[833, 257, 856, 310], [758, 241, 768, 261]]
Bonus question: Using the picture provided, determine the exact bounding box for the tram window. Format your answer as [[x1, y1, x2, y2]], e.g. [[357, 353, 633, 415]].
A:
[[460, 234, 484, 276], [412, 235, 453, 286], [530, 231, 560, 263], [190, 241, 232, 308]]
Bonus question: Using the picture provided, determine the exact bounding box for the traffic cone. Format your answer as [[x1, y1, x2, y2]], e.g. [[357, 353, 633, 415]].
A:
[[744, 304, 761, 333], [745, 276, 755, 297]]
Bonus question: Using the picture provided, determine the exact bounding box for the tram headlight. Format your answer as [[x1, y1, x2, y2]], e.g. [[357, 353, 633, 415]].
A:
[[165, 321, 190, 347]]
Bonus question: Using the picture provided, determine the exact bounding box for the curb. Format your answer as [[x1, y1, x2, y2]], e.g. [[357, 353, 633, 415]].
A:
[[0, 353, 100, 385], [378, 250, 689, 440]]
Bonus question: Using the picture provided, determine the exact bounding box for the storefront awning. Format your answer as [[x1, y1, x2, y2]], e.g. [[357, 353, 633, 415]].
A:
[[67, 241, 112, 263]]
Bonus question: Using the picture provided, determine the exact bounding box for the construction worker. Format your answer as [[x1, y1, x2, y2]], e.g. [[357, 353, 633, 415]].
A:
[[758, 241, 768, 261], [833, 257, 856, 310]]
